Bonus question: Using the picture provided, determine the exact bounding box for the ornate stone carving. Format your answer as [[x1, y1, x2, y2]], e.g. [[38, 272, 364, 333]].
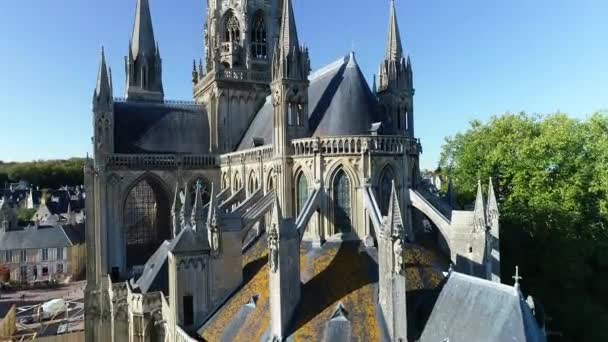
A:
[[393, 238, 404, 275], [267, 227, 279, 273]]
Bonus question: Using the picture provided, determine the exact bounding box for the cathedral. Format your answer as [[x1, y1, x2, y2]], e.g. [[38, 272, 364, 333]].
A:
[[84, 0, 546, 341]]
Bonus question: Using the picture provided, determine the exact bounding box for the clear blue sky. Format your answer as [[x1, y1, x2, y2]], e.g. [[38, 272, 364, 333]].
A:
[[0, 0, 606, 169]]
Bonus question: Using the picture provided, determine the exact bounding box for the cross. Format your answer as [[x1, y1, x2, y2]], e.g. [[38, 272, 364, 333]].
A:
[[512, 265, 522, 287]]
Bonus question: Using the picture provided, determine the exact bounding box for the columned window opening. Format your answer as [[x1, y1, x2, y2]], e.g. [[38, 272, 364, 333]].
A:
[[123, 178, 170, 268], [333, 170, 352, 234], [224, 12, 241, 43], [251, 11, 267, 59]]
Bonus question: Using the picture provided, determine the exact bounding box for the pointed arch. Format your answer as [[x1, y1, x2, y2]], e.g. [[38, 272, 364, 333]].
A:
[[248, 170, 259, 194], [332, 169, 352, 234], [251, 10, 267, 59], [122, 174, 171, 267], [221, 172, 229, 190], [233, 170, 242, 191], [266, 169, 276, 192], [223, 10, 240, 43], [295, 171, 309, 216], [377, 166, 395, 215]]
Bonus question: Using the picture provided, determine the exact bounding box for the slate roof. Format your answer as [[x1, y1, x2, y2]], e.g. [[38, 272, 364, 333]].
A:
[[199, 238, 447, 341], [0, 224, 83, 250], [132, 240, 171, 294], [419, 272, 546, 342], [113, 101, 210, 154], [236, 52, 391, 150]]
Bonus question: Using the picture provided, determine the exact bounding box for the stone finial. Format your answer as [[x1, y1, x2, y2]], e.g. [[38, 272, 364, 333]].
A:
[[473, 179, 486, 232], [206, 183, 221, 257], [513, 265, 522, 289], [486, 177, 499, 222]]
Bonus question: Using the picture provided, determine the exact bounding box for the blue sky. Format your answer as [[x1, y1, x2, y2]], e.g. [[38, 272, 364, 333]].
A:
[[0, 0, 606, 169]]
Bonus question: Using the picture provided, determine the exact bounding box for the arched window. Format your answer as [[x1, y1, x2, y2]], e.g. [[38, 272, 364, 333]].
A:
[[189, 178, 210, 207], [378, 167, 395, 215], [267, 171, 275, 192], [295, 172, 308, 216], [333, 170, 352, 234], [224, 12, 240, 43], [232, 171, 242, 191], [251, 11, 267, 59], [248, 171, 259, 194], [123, 178, 170, 267], [221, 173, 228, 190]]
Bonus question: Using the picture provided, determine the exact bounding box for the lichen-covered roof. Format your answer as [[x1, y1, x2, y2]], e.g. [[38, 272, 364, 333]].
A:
[[236, 53, 391, 151], [113, 101, 209, 154], [199, 237, 447, 341]]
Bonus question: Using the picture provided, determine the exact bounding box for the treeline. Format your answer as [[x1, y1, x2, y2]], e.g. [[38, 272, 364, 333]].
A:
[[0, 158, 85, 189], [439, 112, 608, 341]]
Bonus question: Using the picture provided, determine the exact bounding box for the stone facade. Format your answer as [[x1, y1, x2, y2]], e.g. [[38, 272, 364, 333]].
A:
[[84, 0, 504, 341]]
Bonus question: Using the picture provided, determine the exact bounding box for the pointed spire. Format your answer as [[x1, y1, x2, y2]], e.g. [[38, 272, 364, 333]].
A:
[[473, 180, 486, 231], [130, 0, 156, 58], [372, 74, 377, 93], [486, 177, 499, 221], [206, 183, 220, 229], [278, 0, 300, 58], [385, 0, 403, 61], [190, 180, 206, 231], [94, 47, 112, 111], [387, 181, 405, 239]]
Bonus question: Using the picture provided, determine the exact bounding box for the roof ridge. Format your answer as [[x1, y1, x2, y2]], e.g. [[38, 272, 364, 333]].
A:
[[309, 55, 347, 80]]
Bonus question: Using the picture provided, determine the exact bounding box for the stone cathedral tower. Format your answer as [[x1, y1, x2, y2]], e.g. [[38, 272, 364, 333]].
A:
[[194, 0, 282, 152]]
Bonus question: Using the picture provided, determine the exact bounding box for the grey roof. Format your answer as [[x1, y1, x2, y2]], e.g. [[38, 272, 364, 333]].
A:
[[237, 52, 390, 150], [385, 0, 403, 60], [419, 272, 546, 342], [114, 101, 210, 154], [132, 240, 171, 294], [0, 225, 77, 250], [130, 0, 156, 58], [170, 227, 209, 253]]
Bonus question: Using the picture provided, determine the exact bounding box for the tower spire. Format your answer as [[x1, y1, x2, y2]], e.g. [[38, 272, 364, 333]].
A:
[[385, 0, 403, 61], [94, 47, 112, 107], [125, 0, 164, 102], [279, 0, 299, 57], [130, 0, 156, 58]]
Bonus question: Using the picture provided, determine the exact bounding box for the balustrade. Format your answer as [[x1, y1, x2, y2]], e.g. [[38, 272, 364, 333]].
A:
[[107, 154, 217, 170], [220, 145, 273, 165], [292, 135, 418, 157]]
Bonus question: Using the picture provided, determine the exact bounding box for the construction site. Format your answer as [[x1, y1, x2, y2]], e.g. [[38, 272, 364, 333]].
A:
[[0, 281, 84, 341]]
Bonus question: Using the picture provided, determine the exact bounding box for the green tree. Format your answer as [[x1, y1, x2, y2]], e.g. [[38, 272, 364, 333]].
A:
[[439, 112, 608, 341]]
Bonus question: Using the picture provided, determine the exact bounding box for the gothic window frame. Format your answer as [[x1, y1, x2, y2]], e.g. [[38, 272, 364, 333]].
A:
[[295, 171, 309, 217], [248, 170, 259, 195], [332, 169, 352, 234], [233, 171, 242, 191], [122, 176, 171, 268], [223, 11, 241, 43], [250, 10, 268, 59], [377, 166, 395, 216]]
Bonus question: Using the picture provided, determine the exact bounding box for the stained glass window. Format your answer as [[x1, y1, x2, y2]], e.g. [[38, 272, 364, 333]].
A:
[[124, 179, 170, 267], [333, 170, 352, 233]]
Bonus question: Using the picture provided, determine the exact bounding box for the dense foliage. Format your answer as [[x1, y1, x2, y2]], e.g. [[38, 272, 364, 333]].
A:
[[439, 112, 608, 341], [0, 159, 84, 189]]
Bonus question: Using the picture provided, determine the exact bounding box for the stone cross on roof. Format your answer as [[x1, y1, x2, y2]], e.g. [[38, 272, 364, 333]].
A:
[[512, 265, 522, 288]]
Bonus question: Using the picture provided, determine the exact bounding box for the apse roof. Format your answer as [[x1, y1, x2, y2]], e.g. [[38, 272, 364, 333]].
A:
[[113, 101, 210, 154], [236, 52, 390, 151]]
